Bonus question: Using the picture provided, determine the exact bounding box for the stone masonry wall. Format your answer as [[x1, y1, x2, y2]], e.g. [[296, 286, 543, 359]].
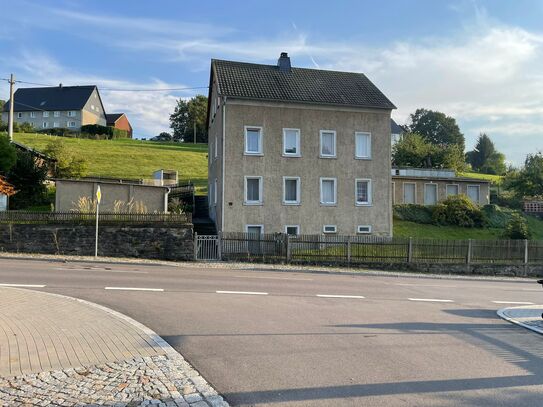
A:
[[0, 224, 194, 261]]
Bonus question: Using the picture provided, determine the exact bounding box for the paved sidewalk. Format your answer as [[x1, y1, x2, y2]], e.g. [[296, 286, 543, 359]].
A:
[[0, 288, 228, 406], [498, 305, 543, 335]]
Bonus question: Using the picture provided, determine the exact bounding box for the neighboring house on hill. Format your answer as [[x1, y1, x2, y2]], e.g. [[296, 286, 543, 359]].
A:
[[106, 113, 133, 138], [391, 168, 490, 206], [1, 85, 106, 132], [207, 52, 396, 236], [390, 119, 405, 145]]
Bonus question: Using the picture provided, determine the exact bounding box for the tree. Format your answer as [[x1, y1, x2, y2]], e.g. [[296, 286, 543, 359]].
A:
[[392, 133, 466, 171], [43, 139, 88, 179], [502, 213, 531, 240], [7, 151, 48, 209], [408, 108, 465, 151], [169, 95, 208, 143], [504, 153, 543, 198], [0, 135, 17, 174], [152, 132, 173, 142], [466, 133, 506, 174]]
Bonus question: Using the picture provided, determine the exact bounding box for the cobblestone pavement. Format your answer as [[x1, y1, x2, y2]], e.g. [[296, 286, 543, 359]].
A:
[[498, 305, 543, 335], [0, 288, 228, 406]]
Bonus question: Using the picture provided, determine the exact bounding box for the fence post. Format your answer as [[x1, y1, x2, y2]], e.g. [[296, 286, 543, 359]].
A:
[[217, 231, 222, 261], [408, 237, 413, 263], [347, 237, 351, 266], [466, 239, 472, 268], [193, 232, 198, 261], [285, 234, 291, 264]]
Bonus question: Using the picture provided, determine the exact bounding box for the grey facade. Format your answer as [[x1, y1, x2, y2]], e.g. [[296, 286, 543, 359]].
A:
[[2, 86, 106, 131], [207, 54, 396, 236]]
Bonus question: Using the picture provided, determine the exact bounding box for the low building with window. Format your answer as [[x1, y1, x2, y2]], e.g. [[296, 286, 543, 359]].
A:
[[2, 84, 106, 132], [206, 52, 396, 236], [391, 168, 490, 206]]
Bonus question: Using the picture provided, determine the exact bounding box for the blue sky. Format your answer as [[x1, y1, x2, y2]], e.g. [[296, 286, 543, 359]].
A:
[[1, 0, 543, 165]]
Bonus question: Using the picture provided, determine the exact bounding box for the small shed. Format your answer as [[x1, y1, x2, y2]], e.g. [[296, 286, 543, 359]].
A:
[[152, 169, 178, 186], [0, 177, 17, 211]]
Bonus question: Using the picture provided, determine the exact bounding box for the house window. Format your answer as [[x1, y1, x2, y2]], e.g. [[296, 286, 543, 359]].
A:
[[30, 112, 36, 118], [42, 122, 48, 128], [357, 225, 372, 234], [323, 225, 337, 234], [53, 122, 59, 128], [467, 185, 480, 204], [17, 112, 22, 118], [68, 111, 76, 117], [283, 128, 300, 156], [403, 183, 416, 204], [244, 176, 263, 205], [283, 177, 300, 205], [43, 111, 49, 118], [67, 121, 76, 128], [96, 107, 99, 113], [246, 225, 263, 235], [54, 111, 60, 117], [446, 184, 459, 197], [213, 179, 217, 205], [391, 181, 396, 204], [320, 130, 336, 158], [320, 178, 337, 205], [285, 225, 300, 236], [424, 183, 438, 205], [91, 105, 95, 110], [244, 126, 263, 155], [355, 179, 372, 206], [355, 132, 371, 159]]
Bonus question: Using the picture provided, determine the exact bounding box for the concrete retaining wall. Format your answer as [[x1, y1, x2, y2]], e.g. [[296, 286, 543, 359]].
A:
[[0, 224, 194, 261]]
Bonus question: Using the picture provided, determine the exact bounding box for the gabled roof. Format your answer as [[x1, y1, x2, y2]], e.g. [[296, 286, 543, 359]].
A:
[[105, 113, 125, 125], [391, 119, 404, 134], [211, 59, 396, 110], [2, 85, 97, 112]]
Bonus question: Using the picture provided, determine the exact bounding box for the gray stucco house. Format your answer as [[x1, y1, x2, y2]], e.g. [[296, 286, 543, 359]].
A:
[[207, 53, 396, 236], [2, 85, 106, 131]]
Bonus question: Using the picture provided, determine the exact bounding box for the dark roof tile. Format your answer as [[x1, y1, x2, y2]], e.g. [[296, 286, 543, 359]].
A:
[[2, 85, 97, 112]]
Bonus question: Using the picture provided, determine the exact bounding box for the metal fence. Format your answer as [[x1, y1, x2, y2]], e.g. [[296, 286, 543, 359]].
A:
[[217, 232, 543, 265], [0, 211, 192, 226]]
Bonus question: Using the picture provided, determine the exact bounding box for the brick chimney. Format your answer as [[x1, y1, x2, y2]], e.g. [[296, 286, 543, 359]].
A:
[[277, 52, 291, 72]]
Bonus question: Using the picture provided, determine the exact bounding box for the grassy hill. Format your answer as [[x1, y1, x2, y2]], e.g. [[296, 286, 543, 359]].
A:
[[458, 171, 503, 184], [12, 133, 208, 193]]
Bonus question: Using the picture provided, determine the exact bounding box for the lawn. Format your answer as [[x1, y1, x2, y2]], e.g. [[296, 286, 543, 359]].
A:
[[12, 133, 209, 193], [458, 171, 503, 184]]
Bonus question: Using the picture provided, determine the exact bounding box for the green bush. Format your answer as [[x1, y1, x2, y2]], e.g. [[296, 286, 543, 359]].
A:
[[111, 128, 129, 139], [80, 124, 111, 136], [37, 128, 78, 137], [432, 195, 485, 227], [393, 204, 434, 224], [502, 213, 531, 239]]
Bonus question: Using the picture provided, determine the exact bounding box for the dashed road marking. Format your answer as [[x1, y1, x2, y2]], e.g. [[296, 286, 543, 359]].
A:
[[216, 290, 268, 295], [316, 294, 365, 299], [0, 283, 46, 288], [492, 301, 535, 305], [408, 298, 454, 303], [104, 287, 164, 292]]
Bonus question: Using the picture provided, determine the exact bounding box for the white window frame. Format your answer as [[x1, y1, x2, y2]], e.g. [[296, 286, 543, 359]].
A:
[[91, 105, 95, 110], [446, 184, 459, 197], [53, 122, 59, 128], [467, 185, 481, 203], [67, 121, 76, 128], [213, 179, 217, 205], [43, 111, 49, 118], [244, 125, 263, 155], [17, 112, 22, 118], [320, 177, 337, 206], [355, 131, 372, 159], [355, 178, 372, 206], [323, 225, 337, 234], [285, 225, 300, 236], [30, 112, 36, 118], [357, 225, 372, 234], [424, 183, 438, 206], [245, 224, 264, 235], [319, 130, 336, 158], [244, 176, 263, 205], [283, 176, 301, 205], [42, 122, 48, 128], [282, 128, 301, 157], [403, 182, 417, 204], [68, 111, 76, 117], [54, 111, 60, 117]]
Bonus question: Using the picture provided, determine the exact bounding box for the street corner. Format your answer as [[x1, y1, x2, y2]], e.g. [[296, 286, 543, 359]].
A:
[[497, 305, 543, 335]]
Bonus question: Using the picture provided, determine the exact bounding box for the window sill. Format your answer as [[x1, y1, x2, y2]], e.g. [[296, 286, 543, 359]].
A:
[[244, 152, 264, 157], [320, 203, 337, 207], [355, 203, 373, 207], [282, 154, 302, 158], [355, 157, 372, 160], [282, 202, 301, 206], [319, 155, 337, 159], [243, 202, 263, 206]]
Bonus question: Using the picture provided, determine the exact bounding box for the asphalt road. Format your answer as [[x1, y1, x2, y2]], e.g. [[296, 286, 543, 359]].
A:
[[1, 258, 543, 406]]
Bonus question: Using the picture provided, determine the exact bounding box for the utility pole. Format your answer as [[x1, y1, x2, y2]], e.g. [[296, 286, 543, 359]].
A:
[[8, 74, 15, 142]]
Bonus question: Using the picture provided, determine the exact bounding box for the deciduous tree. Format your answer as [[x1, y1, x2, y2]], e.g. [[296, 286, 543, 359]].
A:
[[169, 95, 208, 143], [408, 108, 465, 151]]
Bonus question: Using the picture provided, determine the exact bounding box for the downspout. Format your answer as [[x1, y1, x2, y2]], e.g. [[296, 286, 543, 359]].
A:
[[221, 97, 227, 233]]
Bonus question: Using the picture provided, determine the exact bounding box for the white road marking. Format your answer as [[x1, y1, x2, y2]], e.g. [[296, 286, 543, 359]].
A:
[[233, 275, 313, 281], [55, 267, 147, 274], [0, 283, 46, 288], [216, 290, 268, 295], [492, 301, 535, 305], [316, 294, 365, 299], [408, 298, 454, 303], [104, 287, 164, 292], [396, 283, 456, 288]]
